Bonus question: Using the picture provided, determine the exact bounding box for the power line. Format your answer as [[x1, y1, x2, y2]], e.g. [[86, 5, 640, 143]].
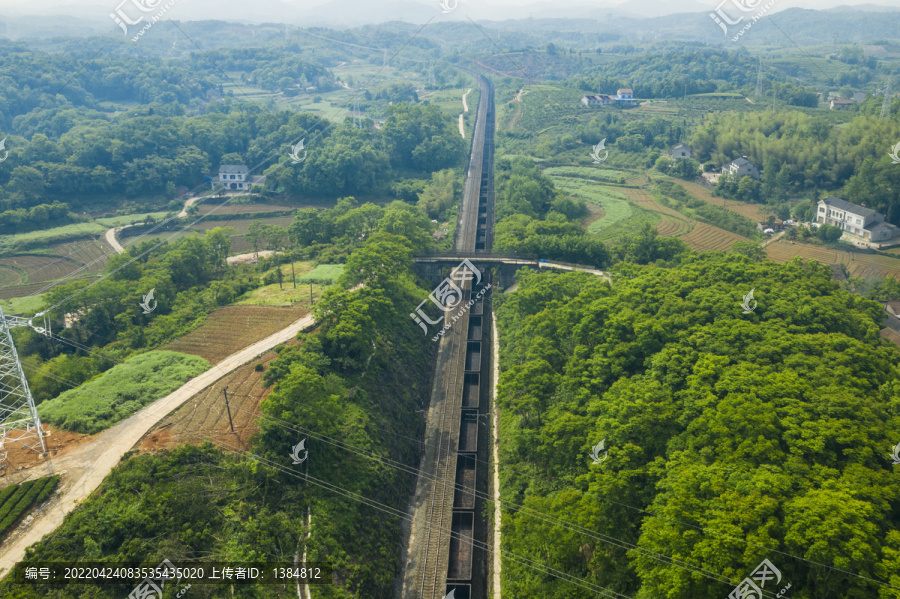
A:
[[22, 329, 900, 595]]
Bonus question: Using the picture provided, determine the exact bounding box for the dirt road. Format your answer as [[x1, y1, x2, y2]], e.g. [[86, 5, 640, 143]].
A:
[[458, 114, 465, 138], [104, 226, 125, 254], [226, 250, 278, 265], [0, 312, 315, 576], [177, 196, 202, 218]]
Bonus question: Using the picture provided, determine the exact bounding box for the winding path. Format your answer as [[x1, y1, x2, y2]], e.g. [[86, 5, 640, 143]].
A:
[[0, 312, 316, 576], [104, 226, 125, 254]]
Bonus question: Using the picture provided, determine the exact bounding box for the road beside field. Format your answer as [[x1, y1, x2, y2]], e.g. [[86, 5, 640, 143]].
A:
[[0, 312, 315, 576]]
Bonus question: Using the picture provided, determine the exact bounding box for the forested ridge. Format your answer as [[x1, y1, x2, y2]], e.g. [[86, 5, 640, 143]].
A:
[[0, 232, 437, 599], [495, 254, 900, 598]]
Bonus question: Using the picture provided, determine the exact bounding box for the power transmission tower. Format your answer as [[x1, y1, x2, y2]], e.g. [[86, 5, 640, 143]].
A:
[[0, 308, 50, 461], [756, 58, 763, 97], [882, 76, 893, 119], [383, 48, 387, 68]]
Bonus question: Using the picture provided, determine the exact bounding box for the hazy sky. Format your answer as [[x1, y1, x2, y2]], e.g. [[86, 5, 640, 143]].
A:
[[0, 0, 896, 19]]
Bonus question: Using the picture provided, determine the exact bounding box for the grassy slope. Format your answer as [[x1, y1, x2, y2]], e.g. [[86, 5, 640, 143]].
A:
[[38, 351, 210, 434]]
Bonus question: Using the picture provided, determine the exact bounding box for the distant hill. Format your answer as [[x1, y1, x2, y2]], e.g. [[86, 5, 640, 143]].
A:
[[0, 0, 898, 44]]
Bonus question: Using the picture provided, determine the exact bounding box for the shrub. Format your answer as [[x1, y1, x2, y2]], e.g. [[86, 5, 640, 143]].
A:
[[0, 476, 57, 538], [254, 363, 264, 372]]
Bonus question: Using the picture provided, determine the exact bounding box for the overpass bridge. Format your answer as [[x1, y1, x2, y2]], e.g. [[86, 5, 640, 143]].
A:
[[413, 254, 610, 288]]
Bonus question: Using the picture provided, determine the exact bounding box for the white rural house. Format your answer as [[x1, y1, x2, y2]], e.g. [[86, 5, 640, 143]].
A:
[[581, 88, 637, 107], [724, 156, 760, 180], [670, 143, 692, 159], [816, 196, 898, 246], [216, 165, 250, 191], [581, 94, 612, 106]]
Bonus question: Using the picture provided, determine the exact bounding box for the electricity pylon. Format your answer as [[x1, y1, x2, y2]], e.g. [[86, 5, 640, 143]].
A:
[[0, 307, 50, 458], [882, 76, 893, 119], [756, 58, 763, 97]]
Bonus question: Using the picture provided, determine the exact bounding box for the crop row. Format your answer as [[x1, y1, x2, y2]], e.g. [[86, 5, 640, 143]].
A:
[[680, 223, 747, 252], [656, 217, 694, 237], [0, 475, 59, 537]]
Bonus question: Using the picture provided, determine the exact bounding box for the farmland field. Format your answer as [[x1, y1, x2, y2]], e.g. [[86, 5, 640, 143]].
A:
[[192, 216, 295, 234], [157, 304, 311, 363], [765, 239, 900, 281], [0, 222, 106, 248], [670, 178, 776, 222], [196, 202, 296, 215], [0, 256, 84, 284], [138, 343, 295, 453], [549, 175, 634, 234], [297, 263, 344, 284], [543, 166, 631, 184], [51, 238, 115, 275], [0, 265, 24, 287], [680, 222, 749, 251], [0, 293, 46, 315], [0, 475, 60, 539], [237, 261, 339, 307], [0, 278, 100, 301]]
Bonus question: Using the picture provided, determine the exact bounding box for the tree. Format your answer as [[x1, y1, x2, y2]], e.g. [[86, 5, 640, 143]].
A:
[[247, 220, 266, 258], [264, 225, 287, 251], [731, 240, 766, 261], [274, 265, 284, 290]]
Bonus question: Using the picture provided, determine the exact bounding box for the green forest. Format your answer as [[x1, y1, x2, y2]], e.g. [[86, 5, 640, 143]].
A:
[[494, 254, 900, 599]]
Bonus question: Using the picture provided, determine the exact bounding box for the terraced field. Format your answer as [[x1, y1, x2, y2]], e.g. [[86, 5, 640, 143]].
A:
[[0, 256, 83, 284], [680, 222, 749, 252], [766, 240, 900, 281], [0, 278, 100, 301], [671, 179, 776, 222], [0, 238, 115, 304], [657, 218, 695, 237], [0, 265, 23, 287], [157, 304, 310, 363]]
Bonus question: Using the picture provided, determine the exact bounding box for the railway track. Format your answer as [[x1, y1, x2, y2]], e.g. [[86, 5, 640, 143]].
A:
[[400, 72, 496, 599]]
